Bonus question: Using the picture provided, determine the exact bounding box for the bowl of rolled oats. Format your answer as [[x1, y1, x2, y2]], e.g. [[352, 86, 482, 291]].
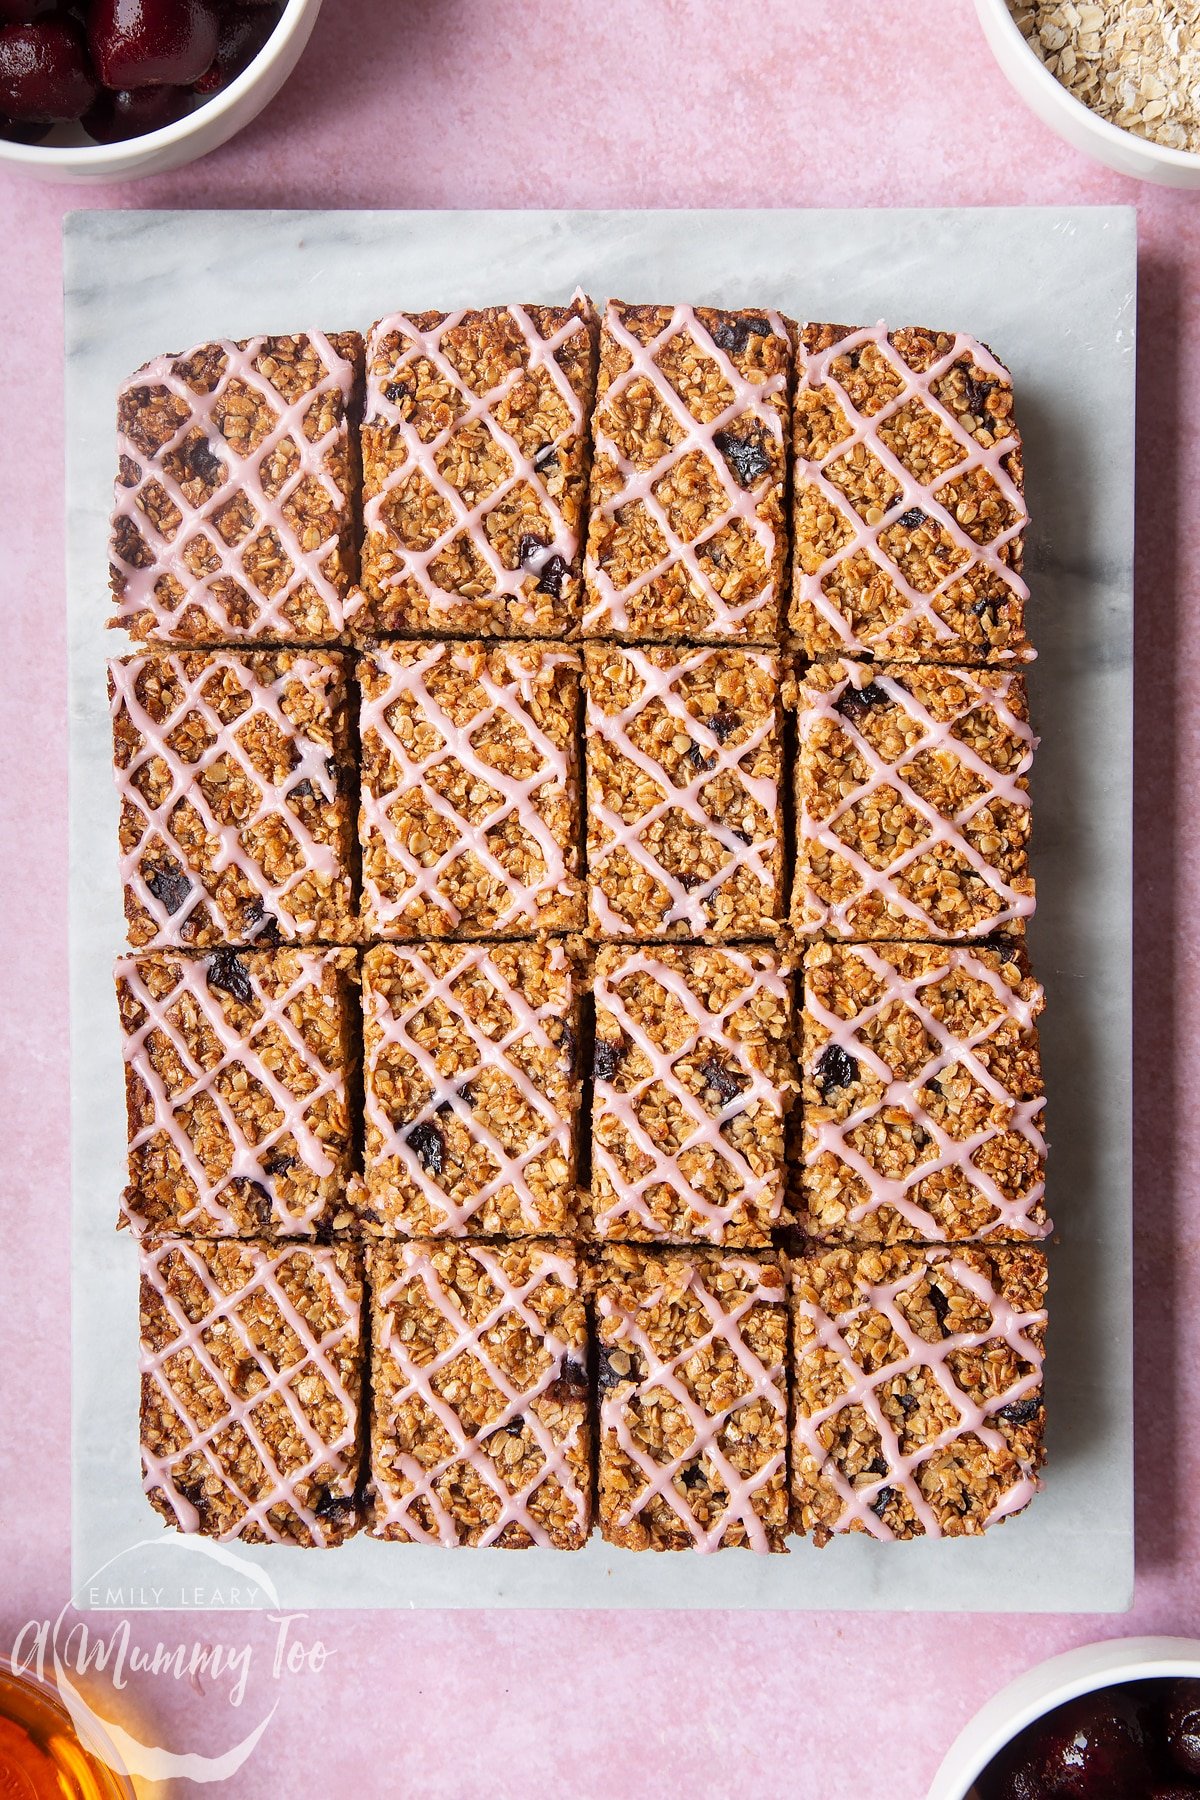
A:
[[974, 0, 1200, 186]]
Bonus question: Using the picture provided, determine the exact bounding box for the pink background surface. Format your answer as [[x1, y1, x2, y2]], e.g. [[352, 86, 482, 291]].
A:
[[0, 1, 1194, 1793]]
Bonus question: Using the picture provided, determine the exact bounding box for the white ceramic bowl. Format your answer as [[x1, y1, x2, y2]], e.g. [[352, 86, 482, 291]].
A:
[[929, 1635, 1200, 1799], [974, 0, 1200, 187], [0, 0, 322, 183]]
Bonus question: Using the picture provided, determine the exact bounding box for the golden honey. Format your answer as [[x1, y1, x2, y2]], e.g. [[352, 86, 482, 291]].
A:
[[0, 1663, 131, 1800]]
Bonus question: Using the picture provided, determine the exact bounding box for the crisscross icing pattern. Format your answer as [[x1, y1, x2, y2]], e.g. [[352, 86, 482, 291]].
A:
[[804, 944, 1048, 1240], [363, 943, 573, 1233], [370, 1243, 588, 1547], [587, 646, 781, 936], [140, 1239, 361, 1544], [584, 303, 787, 637], [111, 652, 346, 947], [593, 948, 789, 1243], [119, 949, 348, 1235], [599, 1258, 787, 1553], [794, 323, 1029, 654], [359, 643, 579, 935], [792, 1252, 1045, 1540], [112, 333, 356, 638], [798, 661, 1036, 939], [356, 302, 589, 622]]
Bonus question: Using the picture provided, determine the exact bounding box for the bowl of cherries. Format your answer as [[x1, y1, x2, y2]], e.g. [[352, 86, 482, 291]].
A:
[[0, 0, 321, 179], [929, 1638, 1200, 1800]]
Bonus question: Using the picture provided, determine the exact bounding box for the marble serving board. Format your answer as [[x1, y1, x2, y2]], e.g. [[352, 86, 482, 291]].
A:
[[65, 208, 1135, 1612]]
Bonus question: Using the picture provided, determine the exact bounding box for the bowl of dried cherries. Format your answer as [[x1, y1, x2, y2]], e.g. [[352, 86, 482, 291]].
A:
[[929, 1637, 1200, 1800], [0, 0, 321, 180]]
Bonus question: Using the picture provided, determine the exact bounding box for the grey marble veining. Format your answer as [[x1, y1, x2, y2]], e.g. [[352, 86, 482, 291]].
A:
[[65, 207, 1135, 1612]]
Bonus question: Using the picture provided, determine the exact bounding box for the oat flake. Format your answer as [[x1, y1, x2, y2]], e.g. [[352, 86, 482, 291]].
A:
[[1009, 1, 1200, 153]]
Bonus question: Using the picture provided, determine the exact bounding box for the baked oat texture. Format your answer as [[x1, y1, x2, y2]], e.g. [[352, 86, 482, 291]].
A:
[[800, 942, 1048, 1244], [790, 322, 1028, 663], [794, 659, 1035, 941], [140, 1237, 363, 1545], [593, 1246, 790, 1551], [110, 649, 355, 950], [584, 643, 785, 939], [367, 1239, 591, 1547], [118, 946, 357, 1238], [357, 640, 583, 938], [111, 332, 363, 644], [355, 299, 597, 637], [583, 302, 791, 642], [359, 940, 580, 1237], [591, 944, 795, 1246], [791, 1244, 1047, 1543]]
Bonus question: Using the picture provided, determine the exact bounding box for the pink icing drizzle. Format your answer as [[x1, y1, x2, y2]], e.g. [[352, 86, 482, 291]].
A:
[[110, 652, 343, 947], [799, 660, 1037, 939], [119, 948, 345, 1235], [140, 1238, 360, 1544], [795, 323, 1030, 654], [355, 301, 589, 623], [599, 1259, 786, 1553], [369, 1242, 588, 1547], [358, 642, 578, 935], [112, 333, 355, 639], [588, 646, 780, 935], [584, 303, 787, 636], [793, 1252, 1046, 1541], [806, 943, 1049, 1240], [363, 942, 574, 1233], [593, 947, 790, 1243]]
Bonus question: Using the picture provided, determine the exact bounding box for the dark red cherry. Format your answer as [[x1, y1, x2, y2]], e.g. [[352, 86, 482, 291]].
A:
[[0, 108, 50, 136], [1164, 1682, 1200, 1779], [0, 16, 95, 120], [990, 1690, 1154, 1800], [0, 0, 56, 21], [193, 0, 279, 93], [88, 0, 219, 88], [81, 79, 192, 138]]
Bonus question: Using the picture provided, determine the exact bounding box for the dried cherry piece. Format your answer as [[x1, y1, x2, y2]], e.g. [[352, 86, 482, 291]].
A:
[[713, 429, 771, 489], [206, 946, 253, 1006], [813, 1042, 857, 1098], [928, 1282, 952, 1337], [963, 371, 996, 418], [88, 0, 219, 89], [837, 679, 889, 717], [82, 80, 192, 139], [700, 1059, 746, 1105], [406, 1120, 444, 1176], [0, 16, 96, 120], [144, 860, 191, 914], [995, 1396, 1042, 1427], [710, 316, 771, 354], [593, 1037, 626, 1083]]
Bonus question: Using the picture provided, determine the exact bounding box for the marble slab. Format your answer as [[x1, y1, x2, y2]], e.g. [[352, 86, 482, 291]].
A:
[[64, 207, 1135, 1611]]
